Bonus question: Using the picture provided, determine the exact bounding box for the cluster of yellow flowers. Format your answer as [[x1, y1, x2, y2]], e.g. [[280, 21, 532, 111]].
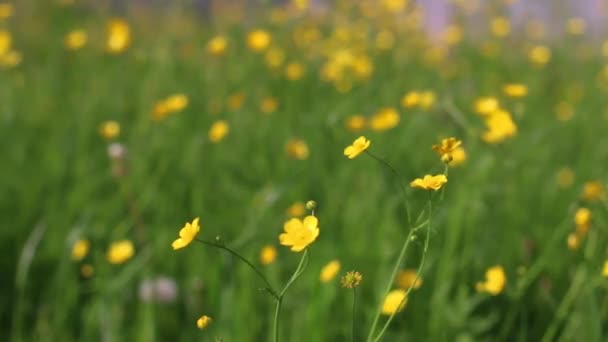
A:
[[567, 181, 605, 250], [70, 237, 135, 277], [474, 96, 518, 144], [152, 94, 189, 121]]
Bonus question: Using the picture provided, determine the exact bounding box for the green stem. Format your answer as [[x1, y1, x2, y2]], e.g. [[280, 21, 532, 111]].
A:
[[195, 239, 278, 299], [351, 288, 358, 342], [273, 249, 309, 342], [372, 197, 433, 342], [365, 151, 412, 225]]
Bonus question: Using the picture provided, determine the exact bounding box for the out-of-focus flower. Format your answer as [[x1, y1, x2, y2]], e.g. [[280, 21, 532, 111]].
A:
[[401, 91, 420, 108], [381, 289, 407, 315], [482, 110, 517, 144], [370, 107, 400, 132], [603, 261, 608, 278], [503, 83, 528, 98], [107, 240, 135, 264], [228, 92, 245, 111], [106, 18, 131, 54], [567, 233, 580, 251], [566, 17, 586, 36], [107, 143, 127, 161], [528, 45, 551, 66], [207, 35, 228, 56], [71, 239, 90, 261], [285, 62, 304, 81], [382, 0, 407, 13], [344, 136, 370, 159], [474, 97, 499, 116], [286, 202, 306, 217], [139, 276, 178, 303], [208, 120, 229, 143], [449, 147, 467, 167], [279, 215, 319, 252], [396, 269, 422, 289], [260, 97, 278, 114], [247, 29, 271, 52], [196, 315, 212, 330], [555, 167, 574, 188], [152, 94, 188, 121], [265, 47, 285, 69], [582, 181, 604, 202], [419, 91, 436, 110], [432, 137, 462, 163], [341, 271, 363, 288], [286, 139, 309, 160], [490, 16, 511, 37], [375, 30, 395, 51], [99, 120, 120, 140], [320, 260, 341, 283], [442, 25, 463, 46], [172, 218, 200, 250], [475, 265, 506, 295], [260, 245, 277, 265], [345, 115, 366, 132], [64, 29, 87, 50], [410, 174, 448, 191], [0, 30, 11, 56]]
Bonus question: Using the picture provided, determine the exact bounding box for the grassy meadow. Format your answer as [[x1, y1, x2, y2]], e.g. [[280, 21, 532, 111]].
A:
[[2, 0, 608, 341]]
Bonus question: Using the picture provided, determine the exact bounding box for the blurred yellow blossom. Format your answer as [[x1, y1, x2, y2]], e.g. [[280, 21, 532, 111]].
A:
[[476, 265, 506, 295], [370, 107, 400, 131], [341, 271, 363, 288], [396, 269, 422, 289], [375, 30, 395, 51], [320, 260, 341, 283], [172, 218, 200, 250], [603, 261, 608, 278], [107, 240, 135, 264], [0, 3, 14, 19], [71, 239, 90, 261], [381, 289, 407, 315], [490, 16, 511, 37], [286, 202, 306, 217], [207, 35, 228, 56], [228, 92, 245, 111], [247, 29, 271, 52], [196, 315, 212, 330], [106, 18, 130, 54], [503, 83, 528, 98], [153, 94, 188, 121], [285, 62, 304, 81], [474, 97, 499, 116], [345, 115, 366, 132], [208, 120, 229, 143], [449, 147, 467, 167], [401, 91, 420, 108], [410, 174, 447, 191], [567, 233, 580, 251], [285, 139, 309, 160], [442, 25, 463, 46], [582, 181, 604, 202], [260, 245, 277, 265], [574, 207, 591, 235], [260, 97, 278, 114], [566, 17, 586, 35], [482, 110, 517, 143], [419, 91, 436, 110], [279, 215, 319, 252], [99, 120, 120, 140], [555, 167, 575, 188], [64, 29, 87, 50], [432, 137, 462, 163], [382, 0, 407, 13], [529, 45, 551, 66], [265, 47, 285, 69], [344, 136, 370, 159]]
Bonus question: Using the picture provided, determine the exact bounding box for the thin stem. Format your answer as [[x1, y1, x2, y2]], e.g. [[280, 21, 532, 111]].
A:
[[273, 249, 309, 342], [351, 288, 358, 342], [372, 197, 433, 342], [195, 239, 278, 299], [273, 297, 282, 342], [365, 151, 412, 225]]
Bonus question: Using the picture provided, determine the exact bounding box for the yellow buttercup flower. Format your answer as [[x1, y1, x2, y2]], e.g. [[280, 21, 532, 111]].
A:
[[265, 47, 285, 69], [370, 107, 400, 132], [345, 115, 366, 132], [71, 239, 90, 261], [432, 137, 462, 163], [320, 260, 341, 283], [278, 215, 319, 252], [582, 181, 604, 202], [574, 207, 591, 235], [449, 147, 467, 167], [482, 110, 517, 144], [475, 265, 506, 295], [474, 97, 499, 116], [99, 120, 120, 140], [64, 29, 87, 50], [152, 94, 188, 121], [285, 139, 309, 160], [529, 45, 551, 66], [106, 240, 135, 264], [196, 315, 212, 330], [381, 289, 407, 315], [260, 97, 278, 114], [490, 16, 511, 37], [208, 120, 229, 143], [106, 18, 131, 54], [247, 29, 271, 52], [285, 62, 304, 81], [396, 269, 422, 289], [410, 174, 448, 191], [172, 218, 200, 250], [259, 245, 277, 265], [419, 91, 436, 110], [567, 233, 580, 251], [344, 136, 371, 159], [401, 91, 420, 108], [0, 30, 11, 56], [207, 35, 228, 56], [503, 83, 528, 98], [286, 201, 306, 217]]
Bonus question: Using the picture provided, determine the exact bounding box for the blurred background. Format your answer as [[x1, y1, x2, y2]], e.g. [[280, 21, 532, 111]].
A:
[[2, 0, 608, 341]]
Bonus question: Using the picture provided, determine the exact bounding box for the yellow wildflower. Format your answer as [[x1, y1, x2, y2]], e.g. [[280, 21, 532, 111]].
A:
[[247, 29, 271, 52], [419, 91, 436, 110], [196, 315, 212, 330], [71, 239, 90, 261], [228, 92, 245, 111], [482, 110, 517, 144], [64, 29, 87, 50], [603, 261, 608, 278], [382, 0, 407, 13], [475, 265, 506, 295], [99, 120, 120, 140], [265, 47, 285, 69], [582, 181, 604, 202], [370, 107, 400, 132], [285, 139, 309, 160], [381, 289, 407, 315], [208, 120, 229, 143], [566, 17, 586, 35], [410, 174, 448, 191], [278, 215, 319, 252], [341, 271, 363, 288], [207, 35, 228, 56], [260, 245, 277, 265], [401, 91, 420, 108], [567, 233, 580, 251], [503, 83, 528, 98], [432, 137, 462, 163], [320, 260, 341, 283], [286, 202, 306, 217], [345, 115, 366, 132], [442, 25, 463, 46], [396, 269, 422, 289], [172, 218, 200, 250], [285, 62, 304, 81], [0, 30, 11, 56], [528, 45, 551, 66], [449, 147, 467, 167], [474, 97, 499, 116], [260, 97, 278, 114], [164, 94, 188, 112], [344, 136, 371, 159], [554, 101, 574, 122], [106, 240, 135, 264], [106, 18, 130, 54], [490, 16, 511, 37]]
